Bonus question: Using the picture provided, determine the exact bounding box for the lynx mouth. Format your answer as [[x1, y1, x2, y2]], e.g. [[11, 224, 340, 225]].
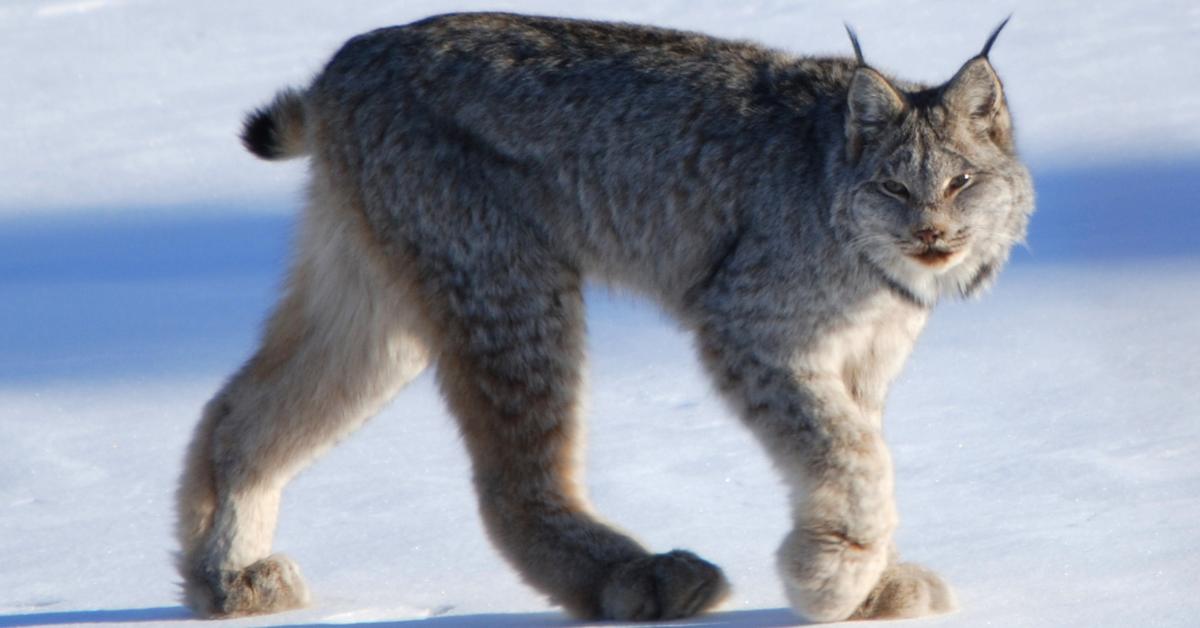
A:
[[909, 248, 959, 267]]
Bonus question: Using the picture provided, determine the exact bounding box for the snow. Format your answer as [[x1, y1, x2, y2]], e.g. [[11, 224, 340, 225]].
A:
[[1, 1, 1197, 627]]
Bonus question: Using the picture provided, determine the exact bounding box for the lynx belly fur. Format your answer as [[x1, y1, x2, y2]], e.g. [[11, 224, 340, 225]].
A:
[[176, 13, 1033, 622]]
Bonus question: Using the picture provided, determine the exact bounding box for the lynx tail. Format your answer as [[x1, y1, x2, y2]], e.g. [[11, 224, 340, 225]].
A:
[[241, 87, 309, 160]]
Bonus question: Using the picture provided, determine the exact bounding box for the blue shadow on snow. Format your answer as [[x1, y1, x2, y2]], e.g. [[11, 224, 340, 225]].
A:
[[0, 158, 1196, 384], [0, 606, 191, 626], [0, 606, 802, 627]]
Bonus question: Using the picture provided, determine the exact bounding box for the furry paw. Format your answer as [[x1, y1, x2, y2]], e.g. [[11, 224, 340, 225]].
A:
[[599, 550, 730, 620], [850, 562, 956, 620], [776, 527, 892, 622], [184, 553, 310, 617]]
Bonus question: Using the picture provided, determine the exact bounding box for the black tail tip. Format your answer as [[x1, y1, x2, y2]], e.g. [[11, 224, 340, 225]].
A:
[[241, 107, 280, 159]]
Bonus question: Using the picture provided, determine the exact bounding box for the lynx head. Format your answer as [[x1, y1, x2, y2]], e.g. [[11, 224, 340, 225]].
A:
[[836, 19, 1034, 306]]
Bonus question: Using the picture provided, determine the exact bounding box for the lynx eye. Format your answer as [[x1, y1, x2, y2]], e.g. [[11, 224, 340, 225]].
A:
[[947, 173, 973, 192], [881, 179, 909, 198]]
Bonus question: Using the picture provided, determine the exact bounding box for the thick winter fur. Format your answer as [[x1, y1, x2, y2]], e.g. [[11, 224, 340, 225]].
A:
[[177, 12, 1033, 622]]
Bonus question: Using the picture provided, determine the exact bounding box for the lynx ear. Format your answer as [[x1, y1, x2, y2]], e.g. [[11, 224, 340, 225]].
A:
[[846, 68, 906, 162], [941, 19, 1015, 152]]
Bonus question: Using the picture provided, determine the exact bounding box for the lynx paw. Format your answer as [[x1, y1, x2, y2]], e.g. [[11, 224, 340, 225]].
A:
[[851, 562, 956, 620], [184, 553, 310, 617], [599, 550, 730, 620], [776, 528, 892, 622]]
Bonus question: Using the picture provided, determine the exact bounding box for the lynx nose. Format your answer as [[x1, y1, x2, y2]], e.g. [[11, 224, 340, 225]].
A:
[[913, 227, 943, 246]]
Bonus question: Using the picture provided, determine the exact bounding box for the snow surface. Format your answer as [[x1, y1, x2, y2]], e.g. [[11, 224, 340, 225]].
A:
[[1, 1, 1197, 627]]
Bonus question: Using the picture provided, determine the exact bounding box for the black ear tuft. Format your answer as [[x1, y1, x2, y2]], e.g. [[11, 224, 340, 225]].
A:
[[844, 23, 865, 67], [979, 15, 1012, 59]]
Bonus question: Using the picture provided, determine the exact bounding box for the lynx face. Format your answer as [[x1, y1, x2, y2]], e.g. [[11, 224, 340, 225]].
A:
[[840, 58, 1034, 305]]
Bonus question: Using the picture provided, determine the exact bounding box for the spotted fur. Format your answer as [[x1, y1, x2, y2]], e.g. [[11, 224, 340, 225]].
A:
[[176, 13, 1033, 622]]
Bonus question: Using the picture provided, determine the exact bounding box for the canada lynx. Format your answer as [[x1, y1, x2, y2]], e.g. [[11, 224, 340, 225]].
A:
[[176, 13, 1033, 622]]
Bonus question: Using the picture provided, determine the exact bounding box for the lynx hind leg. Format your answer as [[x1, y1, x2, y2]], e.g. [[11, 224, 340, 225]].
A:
[[176, 398, 312, 617], [175, 178, 431, 617], [430, 248, 728, 620]]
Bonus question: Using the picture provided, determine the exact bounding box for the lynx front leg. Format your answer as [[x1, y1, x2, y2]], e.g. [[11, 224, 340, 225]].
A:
[[430, 251, 728, 620], [761, 381, 899, 622], [851, 559, 956, 620], [694, 305, 950, 622]]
